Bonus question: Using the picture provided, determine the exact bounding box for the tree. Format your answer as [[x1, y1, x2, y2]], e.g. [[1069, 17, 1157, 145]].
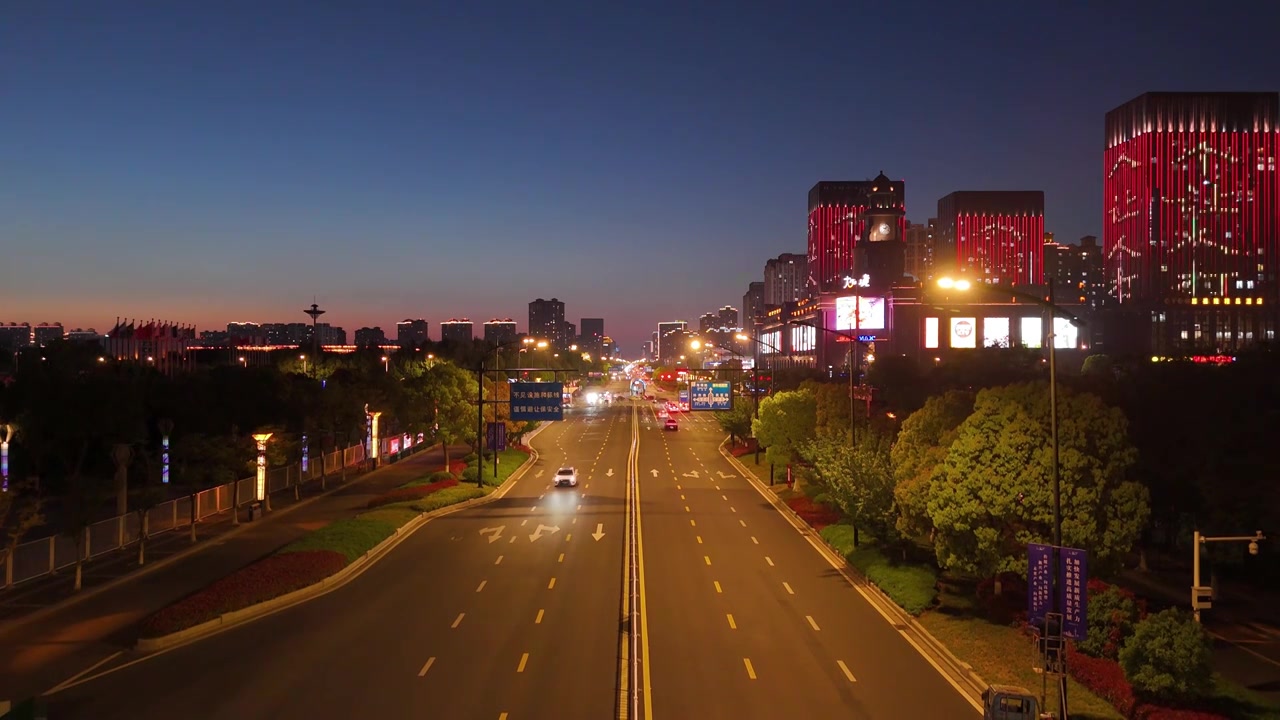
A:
[[800, 380, 851, 441], [425, 362, 478, 467], [1119, 608, 1213, 703], [927, 382, 1148, 581], [1, 477, 44, 585], [752, 389, 816, 472], [890, 391, 974, 543], [802, 432, 897, 546], [714, 396, 755, 445]]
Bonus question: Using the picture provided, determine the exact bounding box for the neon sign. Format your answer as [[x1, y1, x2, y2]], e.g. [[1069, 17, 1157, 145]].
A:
[[842, 274, 871, 290]]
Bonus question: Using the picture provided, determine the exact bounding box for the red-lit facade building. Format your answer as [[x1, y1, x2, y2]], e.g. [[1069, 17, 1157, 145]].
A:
[[1103, 92, 1280, 354], [807, 177, 907, 295], [935, 191, 1045, 287]]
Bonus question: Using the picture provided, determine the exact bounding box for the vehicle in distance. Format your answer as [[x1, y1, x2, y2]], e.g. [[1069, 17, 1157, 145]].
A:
[[555, 467, 578, 487], [664, 418, 678, 431]]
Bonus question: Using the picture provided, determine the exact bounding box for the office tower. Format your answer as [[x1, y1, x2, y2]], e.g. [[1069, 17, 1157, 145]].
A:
[[698, 312, 718, 333], [764, 253, 809, 305], [718, 306, 739, 329], [579, 317, 604, 353], [354, 327, 387, 346], [742, 282, 764, 326], [1044, 236, 1106, 308], [807, 176, 906, 293], [0, 323, 31, 351], [528, 298, 566, 346], [656, 321, 688, 362], [935, 191, 1045, 286], [904, 219, 936, 281]]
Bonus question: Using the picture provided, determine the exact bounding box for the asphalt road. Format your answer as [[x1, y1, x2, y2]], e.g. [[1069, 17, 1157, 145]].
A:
[[42, 391, 632, 719], [39, 384, 980, 719], [636, 400, 980, 719]]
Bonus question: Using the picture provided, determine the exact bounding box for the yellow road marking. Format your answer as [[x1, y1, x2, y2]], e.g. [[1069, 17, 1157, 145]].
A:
[[727, 614, 737, 629], [837, 660, 857, 682], [418, 657, 436, 676], [517, 653, 529, 673], [806, 615, 820, 631], [743, 658, 757, 679]]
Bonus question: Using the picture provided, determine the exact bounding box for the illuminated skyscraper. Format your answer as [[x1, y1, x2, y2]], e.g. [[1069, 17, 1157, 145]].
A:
[[935, 191, 1045, 287], [807, 176, 906, 294]]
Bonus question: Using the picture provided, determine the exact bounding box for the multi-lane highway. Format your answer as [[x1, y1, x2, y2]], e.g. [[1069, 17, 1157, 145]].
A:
[[38, 384, 978, 718]]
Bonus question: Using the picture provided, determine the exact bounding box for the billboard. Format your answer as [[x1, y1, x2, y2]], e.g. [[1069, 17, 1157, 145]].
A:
[[834, 295, 887, 331], [1021, 317, 1042, 348], [950, 317, 977, 348], [510, 382, 564, 421], [984, 317, 1010, 348], [689, 381, 732, 411]]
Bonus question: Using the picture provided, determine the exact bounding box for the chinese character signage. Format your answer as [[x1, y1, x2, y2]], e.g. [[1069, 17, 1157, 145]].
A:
[[486, 422, 507, 451], [1059, 546, 1088, 640], [689, 381, 732, 411], [509, 382, 564, 421], [1028, 543, 1053, 625]]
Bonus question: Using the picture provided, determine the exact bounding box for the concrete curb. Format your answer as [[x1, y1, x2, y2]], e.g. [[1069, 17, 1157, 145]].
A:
[[0, 443, 446, 643], [719, 440, 989, 708], [134, 432, 546, 653]]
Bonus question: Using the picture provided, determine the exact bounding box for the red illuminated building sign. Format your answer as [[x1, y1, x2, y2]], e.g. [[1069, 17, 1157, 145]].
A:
[[807, 180, 905, 292], [936, 191, 1045, 286], [1103, 92, 1280, 304]]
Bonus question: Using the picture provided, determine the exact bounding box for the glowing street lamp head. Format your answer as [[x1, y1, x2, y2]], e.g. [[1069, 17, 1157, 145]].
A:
[[937, 277, 971, 291], [536, 340, 548, 349], [570, 344, 579, 351], [689, 339, 703, 350], [381, 356, 388, 362], [735, 333, 750, 342]]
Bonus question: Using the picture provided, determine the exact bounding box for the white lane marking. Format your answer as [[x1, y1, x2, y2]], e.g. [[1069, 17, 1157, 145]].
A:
[[418, 657, 436, 676], [451, 613, 465, 629], [476, 580, 487, 592], [783, 582, 795, 595]]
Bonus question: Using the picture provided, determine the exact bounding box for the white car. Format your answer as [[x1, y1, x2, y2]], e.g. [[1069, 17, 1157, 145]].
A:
[[554, 467, 578, 487]]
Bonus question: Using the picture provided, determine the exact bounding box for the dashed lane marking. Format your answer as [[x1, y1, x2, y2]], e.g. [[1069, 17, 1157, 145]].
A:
[[418, 657, 436, 677]]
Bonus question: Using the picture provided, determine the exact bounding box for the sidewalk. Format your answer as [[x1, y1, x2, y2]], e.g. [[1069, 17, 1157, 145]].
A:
[[0, 443, 468, 702]]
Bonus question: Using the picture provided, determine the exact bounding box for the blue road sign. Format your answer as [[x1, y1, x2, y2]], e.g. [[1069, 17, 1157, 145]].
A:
[[690, 381, 732, 411], [1028, 542, 1053, 625], [510, 382, 564, 421], [1060, 546, 1088, 640]]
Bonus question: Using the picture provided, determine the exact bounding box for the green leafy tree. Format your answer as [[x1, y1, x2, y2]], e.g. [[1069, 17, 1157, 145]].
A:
[[714, 396, 755, 444], [1078, 582, 1143, 660], [426, 362, 478, 467], [890, 391, 974, 542], [1119, 609, 1213, 703], [752, 389, 816, 472], [927, 382, 1148, 580], [800, 380, 851, 441], [802, 432, 897, 546]]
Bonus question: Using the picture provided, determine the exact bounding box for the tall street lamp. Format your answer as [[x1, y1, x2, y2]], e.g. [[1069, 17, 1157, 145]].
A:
[[734, 332, 781, 464], [253, 432, 273, 513], [381, 355, 389, 374], [478, 337, 534, 489], [0, 422, 13, 493], [300, 354, 308, 375], [365, 405, 382, 469]]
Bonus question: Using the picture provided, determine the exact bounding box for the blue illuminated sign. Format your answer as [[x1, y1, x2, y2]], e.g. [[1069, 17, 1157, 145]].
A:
[[510, 382, 564, 421], [689, 381, 732, 411]]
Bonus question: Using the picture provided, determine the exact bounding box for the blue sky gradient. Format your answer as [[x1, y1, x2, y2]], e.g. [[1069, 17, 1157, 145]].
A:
[[4, 1, 1279, 352]]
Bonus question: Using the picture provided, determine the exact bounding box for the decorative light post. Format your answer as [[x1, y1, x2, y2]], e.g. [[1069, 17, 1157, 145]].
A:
[[158, 419, 174, 484], [366, 405, 382, 468], [300, 354, 308, 375], [0, 423, 13, 493], [253, 432, 273, 513], [381, 355, 389, 374]]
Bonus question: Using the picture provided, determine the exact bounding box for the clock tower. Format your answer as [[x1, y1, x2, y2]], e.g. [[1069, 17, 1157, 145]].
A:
[[854, 171, 906, 291]]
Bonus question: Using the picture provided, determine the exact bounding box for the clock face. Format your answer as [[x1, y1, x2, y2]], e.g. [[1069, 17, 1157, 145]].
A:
[[878, 223, 891, 236]]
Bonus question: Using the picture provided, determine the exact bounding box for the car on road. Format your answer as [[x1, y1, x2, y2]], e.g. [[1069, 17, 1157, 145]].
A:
[[554, 467, 578, 487], [657, 409, 668, 419], [664, 418, 678, 431]]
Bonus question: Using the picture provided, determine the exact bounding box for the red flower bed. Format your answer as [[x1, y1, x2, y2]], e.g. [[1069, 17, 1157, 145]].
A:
[[1068, 646, 1137, 717], [511, 444, 532, 453], [1137, 708, 1230, 720], [447, 460, 468, 475], [785, 496, 841, 531], [139, 550, 347, 637], [729, 444, 755, 457], [366, 478, 459, 509]]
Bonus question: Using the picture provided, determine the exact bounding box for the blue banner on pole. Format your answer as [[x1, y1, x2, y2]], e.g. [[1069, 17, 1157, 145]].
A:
[[689, 381, 732, 411], [1028, 542, 1053, 625], [1059, 546, 1088, 640], [510, 382, 564, 421], [486, 422, 507, 451]]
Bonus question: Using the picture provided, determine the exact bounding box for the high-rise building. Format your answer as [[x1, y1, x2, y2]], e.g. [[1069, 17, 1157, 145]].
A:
[[579, 318, 604, 353], [0, 323, 31, 351], [1104, 92, 1279, 304], [656, 321, 688, 363], [807, 176, 907, 293], [528, 298, 566, 346], [226, 322, 263, 346], [935, 191, 1045, 286], [354, 327, 387, 346], [905, 219, 936, 281], [742, 282, 765, 327], [718, 306, 739, 329], [439, 319, 474, 345], [397, 319, 430, 350], [764, 253, 809, 306], [484, 318, 518, 347], [698, 312, 718, 333], [1045, 236, 1106, 308], [32, 323, 63, 347]]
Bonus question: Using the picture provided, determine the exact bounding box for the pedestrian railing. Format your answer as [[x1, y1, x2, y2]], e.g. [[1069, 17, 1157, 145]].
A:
[[1, 438, 415, 590]]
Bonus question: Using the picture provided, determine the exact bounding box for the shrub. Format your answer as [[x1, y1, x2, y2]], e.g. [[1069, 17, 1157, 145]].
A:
[[139, 550, 347, 637], [357, 507, 419, 527], [397, 485, 487, 513], [280, 517, 397, 562], [447, 460, 468, 475], [819, 524, 857, 557], [403, 470, 455, 487], [846, 543, 938, 615], [1120, 609, 1214, 704], [1069, 646, 1137, 717], [1079, 579, 1143, 660], [785, 496, 841, 531], [460, 467, 479, 483], [1136, 707, 1229, 720], [462, 452, 478, 464], [366, 478, 460, 509]]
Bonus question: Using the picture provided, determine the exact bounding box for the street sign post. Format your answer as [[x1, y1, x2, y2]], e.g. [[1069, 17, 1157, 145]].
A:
[[510, 382, 564, 421], [689, 380, 732, 411]]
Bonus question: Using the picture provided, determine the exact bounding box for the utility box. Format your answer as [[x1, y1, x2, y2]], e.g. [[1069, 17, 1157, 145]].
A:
[[248, 502, 264, 522], [1192, 585, 1213, 610]]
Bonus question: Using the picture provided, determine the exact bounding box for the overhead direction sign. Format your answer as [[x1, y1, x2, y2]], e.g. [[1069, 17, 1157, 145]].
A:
[[510, 382, 564, 421], [689, 381, 732, 411]]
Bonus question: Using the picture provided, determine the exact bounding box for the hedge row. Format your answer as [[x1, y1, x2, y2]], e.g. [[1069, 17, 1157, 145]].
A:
[[1068, 646, 1229, 720], [366, 478, 460, 509]]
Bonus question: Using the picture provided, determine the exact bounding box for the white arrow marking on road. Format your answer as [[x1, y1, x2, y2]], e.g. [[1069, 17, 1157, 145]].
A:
[[606, 468, 614, 477], [682, 470, 700, 478], [479, 526, 505, 543], [718, 471, 736, 479], [650, 469, 659, 477], [529, 524, 561, 542], [535, 469, 545, 478], [592, 523, 605, 541]]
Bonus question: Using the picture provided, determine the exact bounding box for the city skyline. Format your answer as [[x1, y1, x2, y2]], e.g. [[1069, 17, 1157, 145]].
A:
[[5, 3, 1280, 351]]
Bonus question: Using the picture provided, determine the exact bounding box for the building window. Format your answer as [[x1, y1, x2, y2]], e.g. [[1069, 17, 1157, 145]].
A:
[[984, 318, 1010, 348]]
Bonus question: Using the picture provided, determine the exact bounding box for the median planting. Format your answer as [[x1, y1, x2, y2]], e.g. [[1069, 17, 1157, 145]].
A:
[[138, 446, 530, 639]]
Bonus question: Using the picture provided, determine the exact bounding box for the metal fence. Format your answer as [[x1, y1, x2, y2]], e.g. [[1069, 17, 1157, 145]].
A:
[[1, 437, 418, 590]]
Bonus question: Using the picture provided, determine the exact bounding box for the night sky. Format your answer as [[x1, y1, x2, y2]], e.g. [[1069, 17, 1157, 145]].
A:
[[4, 1, 1279, 353]]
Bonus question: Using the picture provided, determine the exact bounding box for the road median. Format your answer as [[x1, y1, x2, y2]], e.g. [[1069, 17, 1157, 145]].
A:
[[136, 433, 543, 652]]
